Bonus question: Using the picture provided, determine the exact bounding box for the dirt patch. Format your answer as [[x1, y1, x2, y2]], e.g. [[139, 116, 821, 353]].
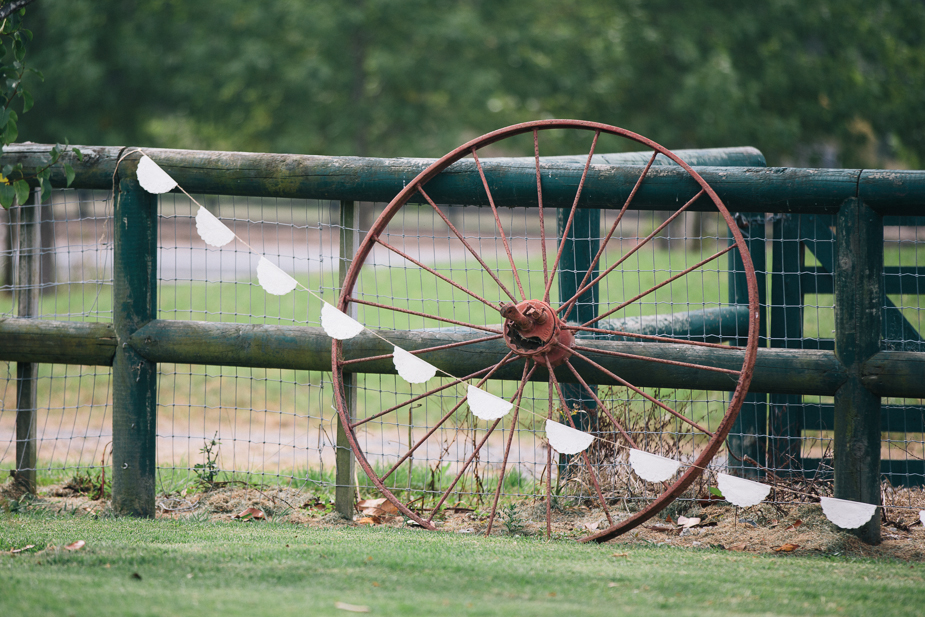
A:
[[4, 480, 924, 561]]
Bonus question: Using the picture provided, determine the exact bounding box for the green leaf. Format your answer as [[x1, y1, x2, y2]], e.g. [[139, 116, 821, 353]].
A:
[[2, 164, 12, 177], [3, 116, 17, 144], [39, 177, 50, 202], [13, 39, 25, 63], [0, 183, 14, 209], [64, 163, 75, 187], [21, 29, 32, 42], [13, 179, 30, 205], [27, 67, 43, 81], [708, 486, 723, 498], [22, 90, 32, 113], [72, 147, 83, 162]]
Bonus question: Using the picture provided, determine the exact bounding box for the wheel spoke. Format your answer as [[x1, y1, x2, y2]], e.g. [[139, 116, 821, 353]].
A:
[[545, 357, 613, 526], [559, 150, 658, 321], [563, 324, 737, 350], [426, 361, 536, 522], [340, 333, 503, 368], [486, 360, 535, 535], [350, 352, 519, 429], [472, 148, 526, 301], [380, 351, 517, 482], [417, 185, 518, 303], [545, 372, 554, 539], [560, 359, 637, 449], [570, 343, 740, 377], [347, 296, 502, 335], [565, 346, 714, 436], [585, 244, 736, 328], [558, 188, 705, 313], [543, 130, 601, 303], [376, 237, 501, 310], [534, 129, 549, 294]]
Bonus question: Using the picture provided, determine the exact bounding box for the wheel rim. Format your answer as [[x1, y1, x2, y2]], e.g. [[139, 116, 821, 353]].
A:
[[332, 120, 759, 542]]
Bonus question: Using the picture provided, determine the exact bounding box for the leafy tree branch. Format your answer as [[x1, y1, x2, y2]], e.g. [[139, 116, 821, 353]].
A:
[[0, 0, 77, 208]]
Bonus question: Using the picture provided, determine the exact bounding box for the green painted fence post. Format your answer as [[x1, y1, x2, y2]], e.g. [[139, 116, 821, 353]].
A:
[[111, 156, 159, 518], [335, 200, 359, 519], [834, 198, 882, 544], [13, 189, 40, 495], [727, 214, 767, 477], [769, 214, 804, 474], [557, 207, 599, 473]]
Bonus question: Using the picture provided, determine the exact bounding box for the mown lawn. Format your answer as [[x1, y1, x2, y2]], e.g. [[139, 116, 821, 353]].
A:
[[1, 510, 923, 617]]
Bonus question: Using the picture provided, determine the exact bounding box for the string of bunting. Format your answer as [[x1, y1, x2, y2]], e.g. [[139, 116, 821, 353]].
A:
[[137, 153, 904, 531]]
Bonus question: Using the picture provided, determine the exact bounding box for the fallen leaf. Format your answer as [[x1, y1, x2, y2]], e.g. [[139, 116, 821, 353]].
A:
[[131, 572, 143, 580], [697, 489, 725, 507], [64, 541, 86, 551], [11, 544, 35, 554], [356, 516, 381, 525], [584, 521, 600, 532], [232, 507, 266, 521], [677, 516, 701, 528], [773, 543, 800, 553], [334, 601, 370, 613], [357, 498, 399, 517], [610, 553, 628, 558], [607, 582, 619, 588], [785, 519, 803, 531], [727, 543, 748, 552]]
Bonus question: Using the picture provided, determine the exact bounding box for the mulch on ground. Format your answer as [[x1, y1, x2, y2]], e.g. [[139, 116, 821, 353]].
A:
[[4, 479, 923, 562]]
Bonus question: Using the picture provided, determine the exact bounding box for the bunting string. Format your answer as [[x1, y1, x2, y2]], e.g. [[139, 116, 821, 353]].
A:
[[135, 152, 886, 529]]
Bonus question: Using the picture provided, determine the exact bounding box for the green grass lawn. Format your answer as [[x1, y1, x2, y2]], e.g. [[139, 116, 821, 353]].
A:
[[2, 510, 923, 617]]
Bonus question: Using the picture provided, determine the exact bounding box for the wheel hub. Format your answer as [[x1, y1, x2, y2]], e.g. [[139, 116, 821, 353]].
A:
[[500, 300, 573, 366]]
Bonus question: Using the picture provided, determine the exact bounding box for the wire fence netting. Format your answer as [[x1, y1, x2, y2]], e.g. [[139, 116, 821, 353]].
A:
[[1, 187, 922, 516]]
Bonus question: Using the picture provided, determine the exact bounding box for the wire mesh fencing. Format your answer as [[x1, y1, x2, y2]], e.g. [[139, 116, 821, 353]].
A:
[[1, 184, 922, 521]]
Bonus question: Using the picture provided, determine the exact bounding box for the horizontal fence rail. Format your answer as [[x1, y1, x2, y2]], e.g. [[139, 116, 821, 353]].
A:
[[2, 316, 923, 399], [2, 144, 924, 215]]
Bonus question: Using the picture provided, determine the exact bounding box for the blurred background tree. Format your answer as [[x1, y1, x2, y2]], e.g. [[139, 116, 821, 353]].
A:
[[18, 0, 925, 167]]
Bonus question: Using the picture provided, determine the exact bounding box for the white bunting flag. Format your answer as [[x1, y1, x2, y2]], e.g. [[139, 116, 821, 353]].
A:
[[628, 449, 681, 483], [466, 385, 512, 420], [819, 497, 878, 529], [392, 346, 438, 384], [544, 419, 594, 455], [920, 510, 924, 527], [195, 206, 236, 247], [256, 256, 298, 296], [716, 473, 771, 508], [320, 302, 365, 340], [136, 154, 178, 194]]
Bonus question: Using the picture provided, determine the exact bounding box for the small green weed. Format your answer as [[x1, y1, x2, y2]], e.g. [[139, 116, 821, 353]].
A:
[[500, 503, 526, 535], [193, 433, 221, 488]]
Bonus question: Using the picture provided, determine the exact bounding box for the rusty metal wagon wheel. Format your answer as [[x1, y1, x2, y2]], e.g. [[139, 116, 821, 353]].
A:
[[332, 120, 759, 542]]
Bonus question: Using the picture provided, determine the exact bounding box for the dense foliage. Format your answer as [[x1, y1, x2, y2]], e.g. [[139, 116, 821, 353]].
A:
[[0, 1, 77, 208], [18, 0, 925, 167]]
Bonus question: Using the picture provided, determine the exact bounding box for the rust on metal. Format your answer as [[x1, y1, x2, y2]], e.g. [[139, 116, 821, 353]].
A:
[[501, 300, 574, 367]]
